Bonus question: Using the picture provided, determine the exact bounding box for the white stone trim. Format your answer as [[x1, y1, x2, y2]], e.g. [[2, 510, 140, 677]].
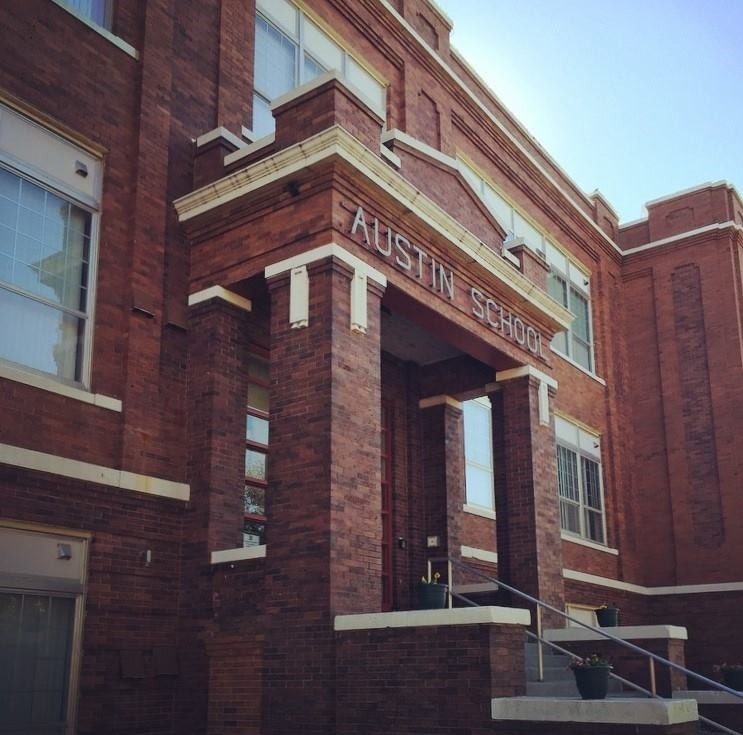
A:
[[264, 242, 386, 286], [544, 624, 688, 642], [381, 128, 456, 169], [418, 395, 463, 410], [461, 545, 499, 564], [552, 349, 607, 385], [621, 220, 743, 255], [224, 133, 275, 166], [0, 442, 189, 501], [289, 266, 310, 329], [673, 691, 743, 705], [210, 545, 267, 564], [463, 504, 496, 520], [187, 285, 253, 312], [195, 127, 246, 150], [494, 366, 558, 390], [561, 532, 619, 556], [48, 0, 139, 59], [375, 2, 624, 257], [240, 126, 257, 144], [174, 126, 573, 331], [334, 605, 529, 631], [350, 271, 368, 333], [379, 144, 401, 169], [491, 697, 698, 725], [0, 362, 122, 412], [564, 567, 743, 596]]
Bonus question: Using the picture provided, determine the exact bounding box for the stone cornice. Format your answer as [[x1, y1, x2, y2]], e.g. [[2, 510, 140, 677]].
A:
[[174, 125, 574, 332]]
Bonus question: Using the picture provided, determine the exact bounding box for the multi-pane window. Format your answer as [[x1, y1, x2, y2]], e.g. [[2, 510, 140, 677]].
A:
[[555, 416, 605, 544], [0, 166, 94, 383], [253, 0, 385, 138], [244, 352, 269, 547], [60, 0, 113, 29], [0, 592, 76, 733], [463, 397, 495, 511], [459, 158, 595, 372]]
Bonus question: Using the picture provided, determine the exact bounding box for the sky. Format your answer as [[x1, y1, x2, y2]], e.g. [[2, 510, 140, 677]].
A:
[[434, 0, 743, 223]]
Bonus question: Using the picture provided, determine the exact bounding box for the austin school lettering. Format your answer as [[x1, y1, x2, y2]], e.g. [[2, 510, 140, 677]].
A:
[[350, 205, 546, 357]]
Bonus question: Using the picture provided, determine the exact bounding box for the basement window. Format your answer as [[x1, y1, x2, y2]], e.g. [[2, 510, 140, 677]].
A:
[[244, 351, 269, 547]]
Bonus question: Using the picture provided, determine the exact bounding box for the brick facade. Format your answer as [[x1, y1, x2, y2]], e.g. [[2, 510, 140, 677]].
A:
[[0, 0, 741, 733]]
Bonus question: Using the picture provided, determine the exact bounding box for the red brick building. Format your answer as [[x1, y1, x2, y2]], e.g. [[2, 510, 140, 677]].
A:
[[0, 1, 741, 734]]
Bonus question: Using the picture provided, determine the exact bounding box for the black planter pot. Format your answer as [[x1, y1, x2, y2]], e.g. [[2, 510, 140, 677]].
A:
[[574, 666, 611, 700], [416, 582, 449, 610], [723, 669, 743, 691], [595, 607, 620, 627]]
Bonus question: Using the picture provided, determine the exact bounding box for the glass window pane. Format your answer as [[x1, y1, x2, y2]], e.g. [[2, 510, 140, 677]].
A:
[[551, 331, 568, 354], [463, 399, 492, 467], [243, 519, 266, 547], [560, 499, 581, 534], [245, 449, 267, 481], [0, 196, 18, 230], [465, 464, 493, 509], [548, 272, 568, 307], [514, 212, 543, 253], [345, 56, 385, 111], [0, 287, 84, 381], [247, 382, 269, 413], [482, 184, 513, 234], [582, 458, 602, 510], [571, 338, 591, 370], [257, 0, 297, 37], [248, 354, 270, 382], [254, 16, 297, 99], [303, 18, 342, 71], [246, 414, 269, 445], [585, 509, 605, 542], [244, 484, 266, 516], [0, 167, 20, 201], [556, 446, 580, 501], [304, 54, 325, 83], [252, 94, 275, 139], [570, 288, 590, 340]]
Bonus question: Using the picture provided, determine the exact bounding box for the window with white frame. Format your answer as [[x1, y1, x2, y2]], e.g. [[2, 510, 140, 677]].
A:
[[59, 0, 114, 29], [253, 0, 386, 138], [0, 104, 100, 385], [458, 158, 595, 372], [463, 397, 495, 511], [555, 415, 605, 544]]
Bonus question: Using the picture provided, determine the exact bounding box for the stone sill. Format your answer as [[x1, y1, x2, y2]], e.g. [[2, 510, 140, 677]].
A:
[[491, 697, 698, 725], [210, 545, 267, 564], [673, 690, 743, 705], [544, 624, 688, 642], [334, 605, 530, 631]]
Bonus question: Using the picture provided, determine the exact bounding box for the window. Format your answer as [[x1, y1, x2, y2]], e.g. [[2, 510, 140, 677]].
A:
[[0, 592, 76, 732], [244, 351, 269, 547], [0, 106, 100, 386], [555, 416, 605, 543], [59, 0, 113, 29], [253, 0, 385, 138], [463, 397, 495, 511], [459, 158, 595, 372]]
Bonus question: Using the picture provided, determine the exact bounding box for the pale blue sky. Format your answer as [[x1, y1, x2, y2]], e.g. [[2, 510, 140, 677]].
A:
[[435, 0, 743, 223]]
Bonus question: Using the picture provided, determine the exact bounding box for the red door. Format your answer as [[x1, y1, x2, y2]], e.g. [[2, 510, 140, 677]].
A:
[[381, 401, 394, 611]]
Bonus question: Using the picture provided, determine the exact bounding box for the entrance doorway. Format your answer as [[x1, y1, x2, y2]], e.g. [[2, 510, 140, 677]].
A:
[[381, 400, 394, 611]]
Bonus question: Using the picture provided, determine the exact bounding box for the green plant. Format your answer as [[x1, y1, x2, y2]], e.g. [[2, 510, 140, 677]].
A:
[[714, 663, 743, 672], [420, 571, 442, 585], [569, 653, 611, 670]]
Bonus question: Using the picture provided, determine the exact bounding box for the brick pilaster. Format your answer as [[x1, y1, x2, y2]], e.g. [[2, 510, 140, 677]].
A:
[[262, 256, 384, 734], [492, 374, 565, 622]]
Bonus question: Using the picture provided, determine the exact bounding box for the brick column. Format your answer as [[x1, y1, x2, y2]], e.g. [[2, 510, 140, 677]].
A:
[[491, 368, 564, 623], [262, 252, 385, 735], [419, 396, 465, 578]]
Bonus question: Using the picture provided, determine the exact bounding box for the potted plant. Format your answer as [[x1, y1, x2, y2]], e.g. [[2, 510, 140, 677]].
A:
[[569, 654, 612, 700], [416, 571, 448, 610], [595, 603, 620, 627], [714, 663, 743, 690]]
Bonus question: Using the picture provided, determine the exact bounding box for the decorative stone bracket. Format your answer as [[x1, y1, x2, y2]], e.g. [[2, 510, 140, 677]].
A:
[[265, 243, 387, 333]]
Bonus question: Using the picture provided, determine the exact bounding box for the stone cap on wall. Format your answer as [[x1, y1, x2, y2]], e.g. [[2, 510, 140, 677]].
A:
[[334, 605, 530, 631], [492, 697, 698, 725], [544, 625, 688, 642]]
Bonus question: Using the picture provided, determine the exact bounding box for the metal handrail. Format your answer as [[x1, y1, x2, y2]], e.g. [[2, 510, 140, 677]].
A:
[[429, 555, 743, 700]]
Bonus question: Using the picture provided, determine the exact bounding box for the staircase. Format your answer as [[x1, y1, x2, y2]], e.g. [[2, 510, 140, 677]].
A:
[[524, 639, 640, 698]]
